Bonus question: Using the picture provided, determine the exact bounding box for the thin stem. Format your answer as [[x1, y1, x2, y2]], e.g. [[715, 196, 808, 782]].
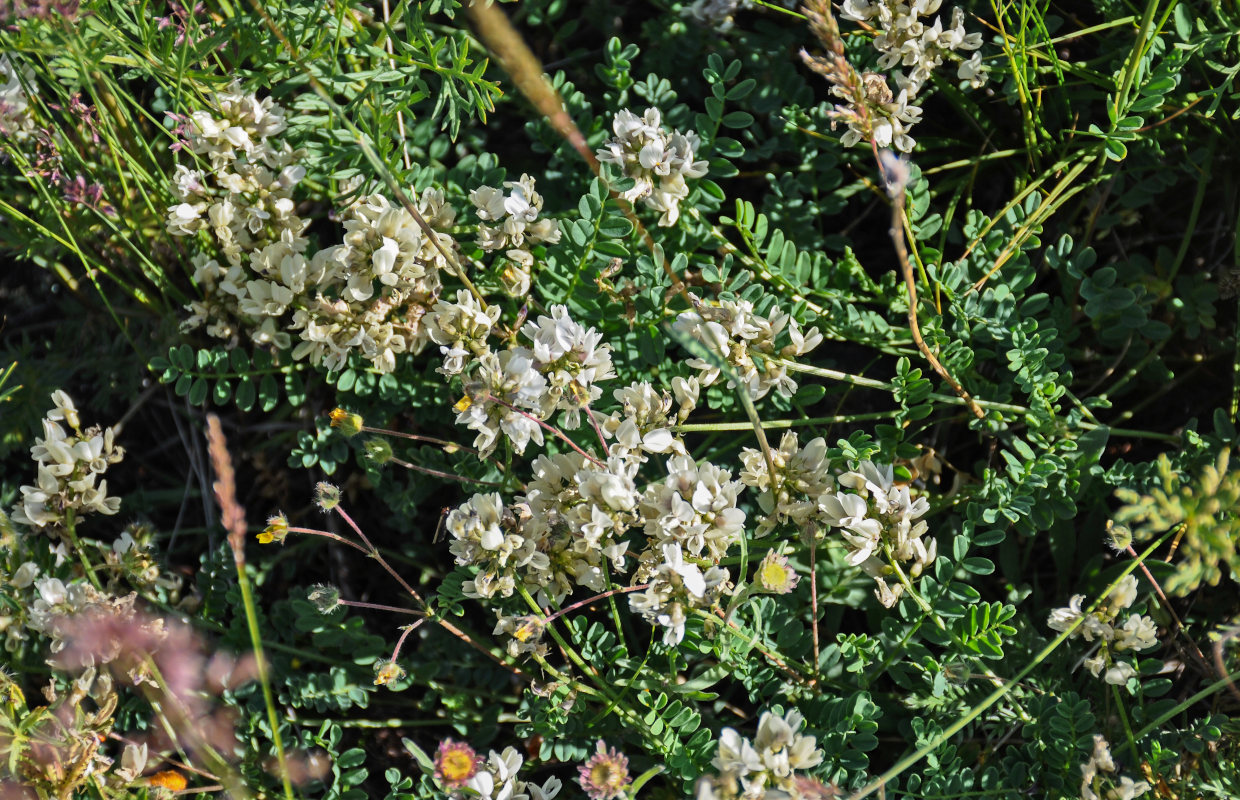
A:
[[63, 509, 103, 591], [390, 456, 503, 487], [333, 505, 425, 602], [390, 618, 426, 661], [1123, 541, 1214, 678], [845, 532, 1174, 800], [339, 599, 422, 616], [583, 404, 612, 458], [878, 149, 984, 419], [543, 585, 650, 627], [810, 537, 820, 680], [483, 394, 605, 466], [1110, 682, 1140, 765], [288, 526, 371, 555], [774, 358, 1028, 414], [675, 411, 901, 432], [360, 425, 495, 462]]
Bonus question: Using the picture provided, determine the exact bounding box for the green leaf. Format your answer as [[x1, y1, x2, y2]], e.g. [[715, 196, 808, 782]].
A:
[[236, 377, 256, 412], [260, 374, 280, 412], [721, 111, 754, 129], [188, 377, 208, 406], [212, 379, 232, 406]]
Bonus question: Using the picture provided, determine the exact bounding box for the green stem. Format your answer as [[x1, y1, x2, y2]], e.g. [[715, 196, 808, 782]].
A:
[[1111, 682, 1140, 765], [844, 532, 1173, 800], [63, 509, 102, 592], [1134, 665, 1240, 739], [232, 557, 295, 800]]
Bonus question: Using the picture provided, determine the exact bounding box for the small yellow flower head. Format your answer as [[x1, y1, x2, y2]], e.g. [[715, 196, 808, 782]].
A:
[[328, 408, 363, 437], [147, 770, 188, 792], [315, 482, 341, 512], [757, 550, 800, 594], [434, 739, 481, 790], [363, 437, 393, 465], [258, 514, 289, 545], [373, 660, 405, 687], [308, 584, 341, 613]]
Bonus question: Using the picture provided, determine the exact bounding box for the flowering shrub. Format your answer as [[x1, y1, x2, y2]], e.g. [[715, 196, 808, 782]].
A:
[[3, 1, 1240, 800]]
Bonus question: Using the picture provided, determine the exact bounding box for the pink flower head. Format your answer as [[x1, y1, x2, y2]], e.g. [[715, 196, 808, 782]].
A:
[[577, 740, 631, 800], [434, 739, 480, 790]]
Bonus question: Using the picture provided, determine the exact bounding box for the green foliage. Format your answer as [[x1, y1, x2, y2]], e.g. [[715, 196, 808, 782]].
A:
[[3, 0, 1240, 798], [1114, 448, 1240, 595]]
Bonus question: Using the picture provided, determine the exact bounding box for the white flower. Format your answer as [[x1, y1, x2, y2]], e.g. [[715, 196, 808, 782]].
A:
[[629, 543, 729, 646], [673, 295, 820, 399], [471, 174, 561, 268], [703, 708, 824, 799], [1113, 614, 1158, 652], [0, 56, 37, 141], [1103, 661, 1137, 686], [597, 108, 708, 226]]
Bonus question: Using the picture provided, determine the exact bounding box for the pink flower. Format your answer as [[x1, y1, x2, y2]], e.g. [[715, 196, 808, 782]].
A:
[[577, 740, 631, 800], [434, 739, 481, 791]]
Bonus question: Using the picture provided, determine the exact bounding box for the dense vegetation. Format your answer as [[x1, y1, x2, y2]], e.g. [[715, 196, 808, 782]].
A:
[[2, 1, 1239, 799]]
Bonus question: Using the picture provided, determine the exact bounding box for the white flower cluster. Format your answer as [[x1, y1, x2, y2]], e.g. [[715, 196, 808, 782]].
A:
[[1047, 574, 1158, 686], [834, 0, 986, 151], [1079, 735, 1150, 800], [640, 454, 746, 562], [599, 379, 698, 459], [822, 460, 934, 607], [673, 294, 823, 401], [426, 289, 501, 377], [470, 174, 562, 297], [291, 189, 456, 372], [0, 55, 36, 141], [12, 391, 123, 533], [597, 108, 709, 226], [442, 325, 747, 646], [168, 84, 459, 372], [520, 452, 638, 603], [5, 559, 164, 673], [695, 709, 825, 800], [451, 305, 617, 456], [740, 440, 933, 608], [739, 433, 833, 537], [630, 542, 730, 646], [446, 453, 637, 606], [461, 747, 562, 800]]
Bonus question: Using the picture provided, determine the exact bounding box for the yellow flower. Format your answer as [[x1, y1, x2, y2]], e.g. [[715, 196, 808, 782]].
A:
[[328, 408, 363, 437], [258, 514, 288, 544], [374, 660, 406, 686], [757, 550, 800, 594], [147, 771, 188, 791]]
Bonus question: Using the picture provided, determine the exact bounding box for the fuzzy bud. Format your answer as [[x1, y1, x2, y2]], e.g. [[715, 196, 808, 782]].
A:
[[363, 437, 393, 464], [307, 584, 341, 613], [314, 482, 341, 511], [328, 408, 363, 437]]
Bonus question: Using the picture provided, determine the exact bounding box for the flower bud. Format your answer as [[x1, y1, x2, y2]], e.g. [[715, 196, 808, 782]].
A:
[[314, 482, 340, 511], [363, 437, 393, 464], [307, 584, 341, 613], [1106, 521, 1133, 553], [328, 408, 363, 437]]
